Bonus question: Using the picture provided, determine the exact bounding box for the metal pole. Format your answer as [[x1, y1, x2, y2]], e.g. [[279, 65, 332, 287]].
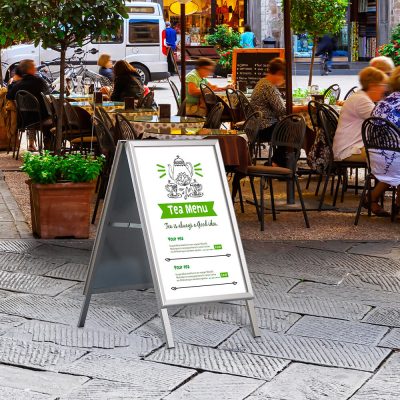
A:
[[180, 3, 187, 102], [211, 0, 217, 33], [283, 0, 292, 114]]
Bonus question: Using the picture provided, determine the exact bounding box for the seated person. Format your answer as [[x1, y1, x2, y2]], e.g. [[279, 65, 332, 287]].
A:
[[8, 66, 23, 86], [333, 67, 388, 216], [110, 60, 144, 102], [370, 66, 400, 216], [185, 58, 231, 117], [250, 58, 304, 166], [97, 53, 113, 81], [369, 56, 395, 76], [6, 59, 51, 151]]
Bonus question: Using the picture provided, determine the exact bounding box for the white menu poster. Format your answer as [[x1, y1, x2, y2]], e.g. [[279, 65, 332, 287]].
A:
[[130, 141, 253, 306]]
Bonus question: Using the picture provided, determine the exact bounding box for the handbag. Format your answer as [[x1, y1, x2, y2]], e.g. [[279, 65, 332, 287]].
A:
[[307, 128, 331, 173]]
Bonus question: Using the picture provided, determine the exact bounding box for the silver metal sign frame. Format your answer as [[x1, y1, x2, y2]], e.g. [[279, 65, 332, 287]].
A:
[[79, 140, 260, 347]]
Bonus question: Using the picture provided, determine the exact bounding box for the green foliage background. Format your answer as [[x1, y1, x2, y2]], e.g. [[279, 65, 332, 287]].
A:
[[379, 24, 400, 66]]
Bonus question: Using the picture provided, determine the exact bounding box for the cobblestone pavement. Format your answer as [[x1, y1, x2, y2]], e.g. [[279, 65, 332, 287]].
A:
[[0, 239, 398, 399]]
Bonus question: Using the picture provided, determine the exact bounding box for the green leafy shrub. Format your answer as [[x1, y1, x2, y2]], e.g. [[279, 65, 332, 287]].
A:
[[22, 151, 105, 184], [379, 24, 400, 66]]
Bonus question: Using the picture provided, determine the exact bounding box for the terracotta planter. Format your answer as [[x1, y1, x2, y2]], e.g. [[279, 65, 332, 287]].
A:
[[27, 180, 95, 239]]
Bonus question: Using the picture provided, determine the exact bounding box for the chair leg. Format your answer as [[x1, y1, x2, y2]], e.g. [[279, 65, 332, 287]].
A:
[[367, 177, 372, 217], [330, 175, 335, 196], [15, 131, 23, 160], [318, 173, 330, 211], [340, 171, 347, 203], [333, 171, 341, 207], [315, 174, 322, 196], [269, 178, 276, 221], [238, 181, 245, 214], [250, 177, 261, 222], [391, 186, 396, 223], [305, 174, 312, 190], [260, 177, 265, 231], [295, 176, 310, 228], [355, 178, 368, 226]]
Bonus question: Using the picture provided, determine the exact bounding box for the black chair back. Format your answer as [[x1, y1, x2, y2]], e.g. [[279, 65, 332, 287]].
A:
[[318, 104, 339, 148], [203, 103, 223, 129], [307, 100, 321, 133], [64, 101, 82, 131], [168, 78, 180, 108], [344, 86, 358, 101], [15, 90, 41, 129], [177, 98, 187, 116], [237, 90, 254, 119], [115, 113, 140, 141], [242, 111, 262, 161], [323, 84, 341, 104], [269, 114, 306, 172], [98, 107, 115, 134], [93, 116, 116, 157], [138, 91, 155, 109], [41, 93, 54, 118], [226, 88, 243, 122], [200, 84, 218, 113], [362, 117, 400, 168]]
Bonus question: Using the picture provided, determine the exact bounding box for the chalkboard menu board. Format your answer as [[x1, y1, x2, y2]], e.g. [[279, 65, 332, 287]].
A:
[[232, 49, 285, 89]]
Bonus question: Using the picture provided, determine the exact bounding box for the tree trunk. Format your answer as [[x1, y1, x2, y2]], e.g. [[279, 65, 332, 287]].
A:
[[55, 46, 66, 154], [308, 37, 317, 87]]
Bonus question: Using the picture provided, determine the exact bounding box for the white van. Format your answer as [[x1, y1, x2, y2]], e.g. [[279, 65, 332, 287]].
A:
[[1, 1, 169, 84]]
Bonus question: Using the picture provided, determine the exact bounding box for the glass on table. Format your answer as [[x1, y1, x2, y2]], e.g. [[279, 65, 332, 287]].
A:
[[83, 78, 91, 95], [227, 74, 233, 85]]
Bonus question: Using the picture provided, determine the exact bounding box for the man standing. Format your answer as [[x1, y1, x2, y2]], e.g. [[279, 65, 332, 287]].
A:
[[165, 22, 177, 75]]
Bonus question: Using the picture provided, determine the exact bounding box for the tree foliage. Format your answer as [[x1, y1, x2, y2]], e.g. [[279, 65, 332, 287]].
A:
[[379, 24, 400, 66], [289, 0, 348, 85], [0, 0, 127, 152]]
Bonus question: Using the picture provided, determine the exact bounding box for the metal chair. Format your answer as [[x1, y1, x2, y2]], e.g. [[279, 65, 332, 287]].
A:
[[323, 84, 341, 104], [237, 90, 255, 119], [168, 78, 180, 109], [344, 86, 358, 101], [247, 115, 310, 231], [203, 103, 224, 129], [355, 117, 400, 225], [200, 83, 232, 123], [226, 88, 244, 124], [242, 111, 262, 163], [14, 90, 44, 159], [177, 99, 187, 116], [97, 107, 115, 139], [91, 116, 117, 224], [115, 113, 140, 141], [137, 91, 155, 109]]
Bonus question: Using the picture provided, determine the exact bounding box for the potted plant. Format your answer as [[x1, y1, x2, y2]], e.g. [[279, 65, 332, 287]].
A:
[[379, 24, 400, 66], [205, 25, 240, 77], [21, 152, 104, 239]]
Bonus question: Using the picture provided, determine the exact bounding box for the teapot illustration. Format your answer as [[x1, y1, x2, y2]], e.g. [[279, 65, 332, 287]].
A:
[[168, 155, 193, 187]]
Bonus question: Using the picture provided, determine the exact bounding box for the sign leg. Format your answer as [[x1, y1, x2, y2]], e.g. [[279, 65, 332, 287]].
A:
[[246, 299, 261, 337], [160, 308, 175, 348], [78, 294, 92, 328]]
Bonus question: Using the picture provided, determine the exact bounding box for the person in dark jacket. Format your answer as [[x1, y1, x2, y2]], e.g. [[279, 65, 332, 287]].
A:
[[97, 53, 113, 81], [6, 59, 50, 151], [315, 35, 337, 73], [110, 60, 144, 101]]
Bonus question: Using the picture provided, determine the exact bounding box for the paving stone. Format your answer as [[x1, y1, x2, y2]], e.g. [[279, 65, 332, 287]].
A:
[[379, 329, 400, 348], [0, 294, 156, 333], [0, 387, 52, 400], [0, 222, 21, 239], [362, 307, 400, 327], [0, 313, 26, 335], [45, 239, 94, 251], [0, 239, 41, 253], [250, 274, 299, 292], [0, 336, 86, 371], [136, 316, 238, 347], [7, 320, 130, 349], [291, 281, 400, 307], [0, 364, 88, 396], [30, 244, 91, 264], [176, 303, 301, 332], [61, 379, 167, 399], [348, 241, 400, 261], [61, 353, 196, 387], [164, 372, 264, 400], [351, 353, 400, 400], [147, 343, 289, 380], [219, 328, 390, 371], [0, 252, 63, 275], [228, 291, 370, 320], [343, 272, 400, 294], [294, 240, 359, 253], [45, 263, 89, 281], [287, 316, 388, 345], [246, 363, 371, 400], [0, 270, 76, 296]]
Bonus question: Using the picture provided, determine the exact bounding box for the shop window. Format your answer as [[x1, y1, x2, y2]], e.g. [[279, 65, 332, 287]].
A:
[[129, 19, 160, 44], [92, 25, 124, 44]]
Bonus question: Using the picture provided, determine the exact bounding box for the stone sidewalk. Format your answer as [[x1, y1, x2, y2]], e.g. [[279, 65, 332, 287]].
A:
[[0, 239, 398, 399]]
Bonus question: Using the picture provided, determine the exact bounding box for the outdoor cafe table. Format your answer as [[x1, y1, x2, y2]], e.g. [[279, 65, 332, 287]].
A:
[[69, 101, 125, 114], [53, 93, 93, 102], [126, 115, 205, 135]]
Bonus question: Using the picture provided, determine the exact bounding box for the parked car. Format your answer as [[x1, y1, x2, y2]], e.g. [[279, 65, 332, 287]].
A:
[[0, 1, 169, 84]]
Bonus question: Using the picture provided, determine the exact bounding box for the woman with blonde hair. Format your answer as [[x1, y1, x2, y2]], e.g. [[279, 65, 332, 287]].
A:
[[97, 54, 113, 81], [110, 60, 144, 101]]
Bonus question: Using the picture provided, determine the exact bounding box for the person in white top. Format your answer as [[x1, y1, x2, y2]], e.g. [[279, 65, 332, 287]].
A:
[[333, 67, 388, 163], [333, 67, 389, 216], [369, 56, 395, 76]]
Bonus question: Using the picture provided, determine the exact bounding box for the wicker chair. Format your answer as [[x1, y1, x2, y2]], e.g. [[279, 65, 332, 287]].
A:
[[115, 113, 140, 141], [203, 103, 224, 129], [323, 84, 341, 103], [168, 78, 180, 109], [344, 86, 358, 101]]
